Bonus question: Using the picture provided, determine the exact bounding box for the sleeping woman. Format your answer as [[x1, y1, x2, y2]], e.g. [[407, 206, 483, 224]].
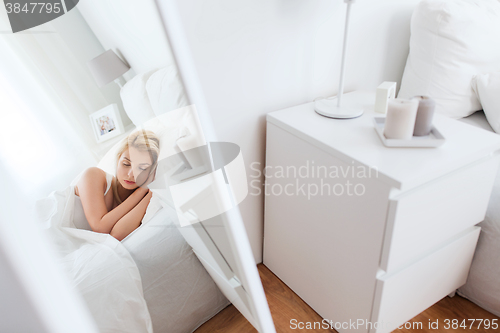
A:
[[73, 130, 160, 241]]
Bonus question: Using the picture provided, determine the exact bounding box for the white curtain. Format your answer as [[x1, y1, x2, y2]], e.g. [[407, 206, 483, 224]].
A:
[[0, 10, 116, 203]]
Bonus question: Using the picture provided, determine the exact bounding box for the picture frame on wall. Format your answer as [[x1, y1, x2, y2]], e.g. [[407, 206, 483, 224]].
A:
[[89, 104, 125, 143]]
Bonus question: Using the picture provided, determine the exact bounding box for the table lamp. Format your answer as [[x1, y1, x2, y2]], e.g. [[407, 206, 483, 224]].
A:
[[314, 0, 363, 119], [87, 49, 130, 88]]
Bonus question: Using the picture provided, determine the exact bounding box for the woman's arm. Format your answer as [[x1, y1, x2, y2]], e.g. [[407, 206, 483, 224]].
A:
[[77, 167, 149, 234], [110, 190, 153, 241]]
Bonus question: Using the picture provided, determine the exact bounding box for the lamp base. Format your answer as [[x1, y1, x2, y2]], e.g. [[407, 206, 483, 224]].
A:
[[114, 77, 125, 89], [314, 97, 364, 119]]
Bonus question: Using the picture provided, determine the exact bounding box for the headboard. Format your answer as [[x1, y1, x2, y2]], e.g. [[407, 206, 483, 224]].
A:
[[76, 0, 174, 79]]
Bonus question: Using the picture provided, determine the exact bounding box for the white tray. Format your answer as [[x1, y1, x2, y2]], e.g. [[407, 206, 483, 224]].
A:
[[373, 117, 445, 148]]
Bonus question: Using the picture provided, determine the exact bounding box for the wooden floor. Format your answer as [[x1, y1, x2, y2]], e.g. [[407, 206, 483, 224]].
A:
[[195, 264, 499, 333]]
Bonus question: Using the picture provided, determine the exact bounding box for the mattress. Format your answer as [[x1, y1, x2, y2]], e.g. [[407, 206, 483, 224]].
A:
[[122, 200, 230, 333], [458, 111, 494, 133], [456, 111, 500, 317]]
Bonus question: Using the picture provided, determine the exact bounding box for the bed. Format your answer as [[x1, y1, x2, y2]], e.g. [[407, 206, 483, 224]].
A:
[[397, 0, 500, 317], [38, 187, 230, 333]]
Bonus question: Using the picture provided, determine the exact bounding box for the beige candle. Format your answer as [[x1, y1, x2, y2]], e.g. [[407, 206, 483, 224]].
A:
[[384, 98, 419, 140], [413, 96, 436, 136]]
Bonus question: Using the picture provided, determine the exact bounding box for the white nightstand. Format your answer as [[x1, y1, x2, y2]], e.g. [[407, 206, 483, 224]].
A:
[[263, 92, 500, 333]]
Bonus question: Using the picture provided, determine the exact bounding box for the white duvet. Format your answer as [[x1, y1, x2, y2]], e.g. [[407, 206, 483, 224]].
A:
[[36, 185, 153, 333], [36, 183, 230, 333]]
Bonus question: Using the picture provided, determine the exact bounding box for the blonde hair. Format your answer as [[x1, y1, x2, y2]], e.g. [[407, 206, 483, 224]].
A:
[[112, 129, 160, 205]]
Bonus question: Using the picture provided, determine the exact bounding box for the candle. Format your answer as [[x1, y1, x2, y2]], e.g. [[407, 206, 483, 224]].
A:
[[383, 98, 419, 140], [413, 96, 436, 136]]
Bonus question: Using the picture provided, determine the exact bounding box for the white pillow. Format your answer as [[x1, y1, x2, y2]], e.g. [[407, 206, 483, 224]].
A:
[[146, 65, 189, 116], [398, 0, 500, 119], [120, 69, 158, 126], [472, 72, 500, 133]]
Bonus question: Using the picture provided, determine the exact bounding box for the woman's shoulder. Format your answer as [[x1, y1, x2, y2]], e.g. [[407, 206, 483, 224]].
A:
[[75, 167, 108, 196], [81, 167, 107, 181]]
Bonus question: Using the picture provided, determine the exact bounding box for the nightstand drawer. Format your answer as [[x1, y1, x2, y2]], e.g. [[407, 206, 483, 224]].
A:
[[380, 155, 499, 273], [371, 227, 480, 333]]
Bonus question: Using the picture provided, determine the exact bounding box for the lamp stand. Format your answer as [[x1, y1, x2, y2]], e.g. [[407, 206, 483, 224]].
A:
[[315, 0, 363, 119], [114, 77, 124, 89]]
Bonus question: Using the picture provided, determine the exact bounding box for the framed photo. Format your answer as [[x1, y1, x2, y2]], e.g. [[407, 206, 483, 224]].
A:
[[89, 104, 125, 143]]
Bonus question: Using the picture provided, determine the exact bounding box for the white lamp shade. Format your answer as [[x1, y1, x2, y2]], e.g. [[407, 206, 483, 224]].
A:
[[87, 50, 130, 88]]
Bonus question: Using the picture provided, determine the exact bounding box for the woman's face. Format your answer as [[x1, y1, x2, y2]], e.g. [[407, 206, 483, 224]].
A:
[[116, 147, 153, 190]]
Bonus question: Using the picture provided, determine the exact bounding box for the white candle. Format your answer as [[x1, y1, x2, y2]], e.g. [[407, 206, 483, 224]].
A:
[[413, 96, 436, 136], [383, 98, 419, 140]]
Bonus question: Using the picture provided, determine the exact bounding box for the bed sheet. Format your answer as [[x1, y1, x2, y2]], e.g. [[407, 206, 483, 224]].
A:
[[458, 111, 494, 133]]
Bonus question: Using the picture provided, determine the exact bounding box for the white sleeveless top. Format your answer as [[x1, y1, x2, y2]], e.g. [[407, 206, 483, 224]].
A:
[[73, 172, 114, 231]]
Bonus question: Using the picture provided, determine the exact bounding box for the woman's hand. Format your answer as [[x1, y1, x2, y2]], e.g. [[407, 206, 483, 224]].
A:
[[138, 166, 157, 189], [136, 189, 153, 204], [148, 166, 157, 184], [134, 186, 150, 197], [144, 189, 153, 202], [135, 166, 157, 189], [110, 189, 153, 241]]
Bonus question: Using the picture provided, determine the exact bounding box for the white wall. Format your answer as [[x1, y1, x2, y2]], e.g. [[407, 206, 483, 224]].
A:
[[50, 8, 132, 128], [77, 0, 175, 79], [172, 0, 420, 263]]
